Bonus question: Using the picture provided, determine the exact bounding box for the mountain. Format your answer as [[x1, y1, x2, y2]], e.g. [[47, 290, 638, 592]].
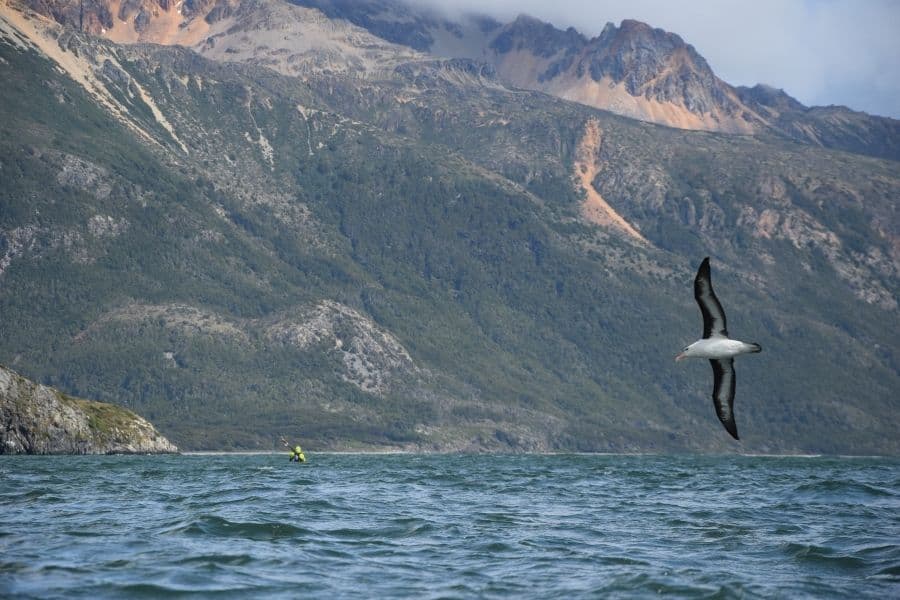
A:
[[21, 0, 900, 160], [1, 364, 177, 454], [465, 14, 760, 135], [734, 84, 900, 161], [1, 0, 898, 454], [290, 0, 900, 162]]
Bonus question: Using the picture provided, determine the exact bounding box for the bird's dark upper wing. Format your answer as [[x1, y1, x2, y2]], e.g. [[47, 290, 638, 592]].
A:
[[710, 358, 739, 440], [694, 257, 728, 338]]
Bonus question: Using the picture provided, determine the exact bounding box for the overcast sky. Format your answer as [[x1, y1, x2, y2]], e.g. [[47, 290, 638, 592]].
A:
[[414, 0, 900, 119]]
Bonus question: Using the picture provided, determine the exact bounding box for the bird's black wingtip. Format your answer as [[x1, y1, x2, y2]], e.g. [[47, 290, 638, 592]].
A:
[[719, 417, 739, 440], [697, 257, 711, 277], [725, 423, 740, 440]]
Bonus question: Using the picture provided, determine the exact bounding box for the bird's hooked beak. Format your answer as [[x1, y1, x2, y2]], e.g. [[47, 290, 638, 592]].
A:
[[675, 352, 687, 362]]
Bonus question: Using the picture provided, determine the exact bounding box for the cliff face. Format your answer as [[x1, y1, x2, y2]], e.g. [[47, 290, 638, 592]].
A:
[[0, 365, 177, 454]]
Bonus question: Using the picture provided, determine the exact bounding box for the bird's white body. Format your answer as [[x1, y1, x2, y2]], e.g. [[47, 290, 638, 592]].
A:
[[678, 336, 759, 360], [676, 257, 762, 440]]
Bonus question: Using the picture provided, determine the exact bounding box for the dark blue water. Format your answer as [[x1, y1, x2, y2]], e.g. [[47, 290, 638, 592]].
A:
[[1, 454, 898, 598]]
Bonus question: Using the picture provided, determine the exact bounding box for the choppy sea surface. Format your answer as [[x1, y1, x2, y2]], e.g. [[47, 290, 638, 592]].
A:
[[1, 454, 898, 598]]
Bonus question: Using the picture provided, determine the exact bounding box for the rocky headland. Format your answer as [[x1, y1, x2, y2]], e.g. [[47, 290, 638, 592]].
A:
[[0, 364, 177, 454]]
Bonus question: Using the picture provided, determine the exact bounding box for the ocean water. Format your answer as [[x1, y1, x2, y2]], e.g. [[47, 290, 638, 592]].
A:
[[1, 454, 898, 598]]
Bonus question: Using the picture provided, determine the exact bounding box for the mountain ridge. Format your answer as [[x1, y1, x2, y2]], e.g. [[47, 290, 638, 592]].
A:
[[1, 0, 898, 453], [14, 0, 900, 161], [289, 0, 900, 161]]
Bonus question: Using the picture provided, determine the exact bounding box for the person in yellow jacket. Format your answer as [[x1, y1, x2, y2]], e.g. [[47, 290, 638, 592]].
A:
[[281, 436, 306, 462]]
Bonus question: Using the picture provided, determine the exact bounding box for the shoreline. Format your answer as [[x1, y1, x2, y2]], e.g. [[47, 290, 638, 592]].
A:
[[4, 451, 895, 458], [172, 451, 892, 458]]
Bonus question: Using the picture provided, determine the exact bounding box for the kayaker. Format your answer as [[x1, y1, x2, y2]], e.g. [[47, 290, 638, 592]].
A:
[[281, 436, 306, 462]]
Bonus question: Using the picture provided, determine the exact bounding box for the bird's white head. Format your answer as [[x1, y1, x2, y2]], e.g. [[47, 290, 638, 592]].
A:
[[675, 343, 695, 362]]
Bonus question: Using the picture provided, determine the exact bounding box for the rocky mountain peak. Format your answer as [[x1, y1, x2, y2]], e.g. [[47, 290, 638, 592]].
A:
[[613, 17, 677, 44], [614, 17, 689, 46], [737, 83, 806, 114], [490, 13, 584, 60], [582, 18, 715, 96], [481, 15, 757, 133], [482, 13, 900, 155]]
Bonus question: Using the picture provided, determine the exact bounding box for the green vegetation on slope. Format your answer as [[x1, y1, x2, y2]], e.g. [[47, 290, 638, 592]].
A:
[[0, 29, 897, 454]]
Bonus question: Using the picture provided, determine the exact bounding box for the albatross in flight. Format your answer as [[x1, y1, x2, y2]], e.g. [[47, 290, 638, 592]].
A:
[[676, 257, 761, 439]]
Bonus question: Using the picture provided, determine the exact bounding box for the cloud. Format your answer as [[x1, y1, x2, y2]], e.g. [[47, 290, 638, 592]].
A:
[[411, 0, 900, 118]]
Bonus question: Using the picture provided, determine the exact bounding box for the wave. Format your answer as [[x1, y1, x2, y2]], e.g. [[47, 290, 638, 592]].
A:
[[792, 479, 896, 499], [165, 515, 315, 540], [783, 543, 868, 569]]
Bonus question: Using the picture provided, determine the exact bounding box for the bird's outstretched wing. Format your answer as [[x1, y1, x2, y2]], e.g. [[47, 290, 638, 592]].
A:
[[710, 358, 739, 440], [694, 257, 728, 338]]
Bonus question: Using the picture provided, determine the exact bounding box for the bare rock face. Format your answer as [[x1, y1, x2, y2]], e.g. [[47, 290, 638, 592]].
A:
[[0, 365, 177, 454], [485, 16, 759, 134], [266, 300, 418, 395], [21, 0, 221, 35]]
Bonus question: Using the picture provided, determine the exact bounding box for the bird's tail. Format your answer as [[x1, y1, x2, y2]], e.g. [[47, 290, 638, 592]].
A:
[[749, 343, 762, 353]]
